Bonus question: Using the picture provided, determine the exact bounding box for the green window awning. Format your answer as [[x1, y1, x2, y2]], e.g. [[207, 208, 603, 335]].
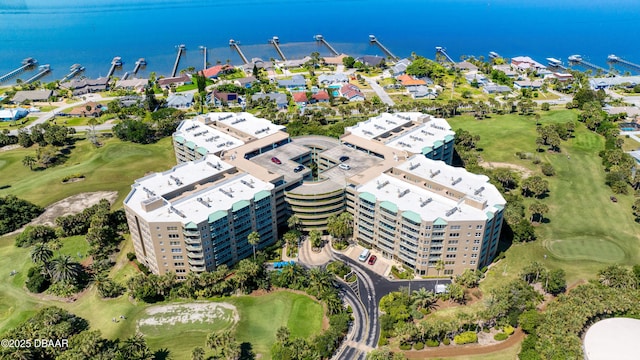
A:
[[174, 135, 185, 144], [185, 221, 198, 230], [421, 146, 433, 155], [197, 147, 208, 155], [433, 217, 448, 226], [232, 200, 250, 212], [359, 192, 376, 203], [380, 201, 398, 213], [254, 190, 271, 202], [402, 211, 422, 224], [444, 134, 455, 142], [494, 204, 505, 210], [486, 211, 494, 220], [208, 210, 228, 223], [433, 140, 444, 147], [185, 141, 196, 149]]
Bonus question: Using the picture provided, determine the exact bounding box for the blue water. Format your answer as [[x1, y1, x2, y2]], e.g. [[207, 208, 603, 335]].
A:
[[1, 0, 639, 81]]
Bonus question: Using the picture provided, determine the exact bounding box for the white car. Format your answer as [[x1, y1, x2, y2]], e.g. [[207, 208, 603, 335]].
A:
[[339, 163, 351, 170]]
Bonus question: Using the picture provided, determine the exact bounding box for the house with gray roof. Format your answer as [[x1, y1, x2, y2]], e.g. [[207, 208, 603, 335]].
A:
[[483, 84, 512, 94], [157, 75, 191, 89], [390, 58, 411, 76], [115, 78, 149, 92], [409, 85, 438, 100], [251, 92, 288, 109], [277, 75, 306, 89], [166, 93, 194, 109], [455, 61, 479, 72], [234, 76, 257, 88], [318, 73, 348, 85], [61, 77, 109, 96], [356, 55, 385, 67], [11, 90, 53, 103]]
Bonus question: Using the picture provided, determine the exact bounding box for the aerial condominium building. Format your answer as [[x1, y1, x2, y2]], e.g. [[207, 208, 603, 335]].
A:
[[349, 155, 505, 276], [129, 111, 504, 277], [124, 155, 277, 279]]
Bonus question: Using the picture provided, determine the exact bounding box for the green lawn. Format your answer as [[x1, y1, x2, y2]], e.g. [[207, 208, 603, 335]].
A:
[[449, 110, 640, 288], [58, 235, 90, 261], [0, 116, 38, 130], [0, 136, 175, 208]]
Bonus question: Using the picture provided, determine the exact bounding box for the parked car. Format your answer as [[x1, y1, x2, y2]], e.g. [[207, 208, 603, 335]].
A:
[[368, 255, 377, 265], [339, 156, 350, 162], [271, 157, 282, 164], [338, 163, 351, 170], [293, 165, 305, 173]]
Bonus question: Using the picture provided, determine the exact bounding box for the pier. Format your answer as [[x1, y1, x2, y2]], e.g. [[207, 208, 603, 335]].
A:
[[568, 55, 611, 75], [107, 56, 123, 78], [60, 64, 85, 82], [314, 34, 339, 56], [607, 54, 640, 73], [268, 36, 287, 61], [199, 46, 207, 70], [229, 39, 249, 65], [489, 51, 501, 60], [0, 58, 37, 84], [435, 47, 455, 64], [369, 35, 399, 61], [133, 58, 146, 75], [171, 45, 186, 77], [546, 58, 566, 70], [24, 65, 51, 84]]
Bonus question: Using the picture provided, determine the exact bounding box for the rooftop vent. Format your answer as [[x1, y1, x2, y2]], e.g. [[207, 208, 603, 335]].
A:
[[474, 186, 485, 195], [420, 197, 433, 207], [398, 189, 410, 198], [429, 169, 440, 178], [452, 177, 462, 185], [445, 207, 458, 217], [376, 180, 390, 189]]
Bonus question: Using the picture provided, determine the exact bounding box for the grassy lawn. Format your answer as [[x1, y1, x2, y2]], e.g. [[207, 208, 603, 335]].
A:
[[449, 110, 640, 288], [621, 134, 640, 151], [0, 136, 175, 208], [58, 235, 90, 261], [427, 341, 521, 360], [0, 116, 38, 130]]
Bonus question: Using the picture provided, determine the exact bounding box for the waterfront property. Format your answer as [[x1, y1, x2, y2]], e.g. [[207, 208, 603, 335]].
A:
[[60, 77, 109, 96], [11, 90, 53, 103], [157, 74, 192, 89], [115, 78, 149, 92]]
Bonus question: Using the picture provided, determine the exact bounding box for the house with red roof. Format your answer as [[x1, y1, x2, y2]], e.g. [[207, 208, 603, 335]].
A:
[[202, 64, 233, 79], [397, 74, 427, 87], [339, 84, 365, 101], [292, 92, 308, 106], [311, 90, 330, 103]]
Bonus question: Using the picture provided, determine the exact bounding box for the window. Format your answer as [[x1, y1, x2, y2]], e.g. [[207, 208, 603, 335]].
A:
[[167, 226, 178, 231], [159, 241, 164, 245], [475, 232, 482, 237], [176, 269, 186, 273], [174, 262, 184, 267], [169, 234, 180, 239], [448, 240, 458, 244], [445, 254, 456, 258], [171, 248, 182, 253], [471, 254, 478, 258], [444, 269, 454, 275], [172, 255, 183, 260], [474, 239, 481, 244], [472, 247, 479, 251], [470, 260, 476, 265], [157, 233, 162, 238], [445, 260, 455, 265], [169, 241, 180, 246], [449, 233, 459, 237], [447, 247, 457, 252], [450, 225, 461, 230], [476, 225, 483, 229]]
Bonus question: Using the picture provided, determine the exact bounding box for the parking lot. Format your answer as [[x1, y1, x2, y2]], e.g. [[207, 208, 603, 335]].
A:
[[342, 244, 393, 278]]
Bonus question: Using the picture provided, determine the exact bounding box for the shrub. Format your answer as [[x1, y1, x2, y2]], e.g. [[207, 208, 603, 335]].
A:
[[61, 173, 85, 183], [410, 309, 424, 320], [454, 331, 478, 345], [541, 103, 550, 111], [26, 271, 50, 293], [134, 260, 151, 275], [504, 325, 515, 335], [413, 342, 424, 350], [483, 327, 490, 333], [443, 338, 450, 345], [494, 332, 509, 341], [399, 343, 412, 351], [15, 225, 57, 247], [126, 252, 137, 261], [541, 163, 555, 176], [378, 336, 388, 346], [426, 339, 439, 347]]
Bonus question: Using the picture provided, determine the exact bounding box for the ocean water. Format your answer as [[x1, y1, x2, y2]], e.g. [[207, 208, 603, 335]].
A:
[[1, 0, 639, 81]]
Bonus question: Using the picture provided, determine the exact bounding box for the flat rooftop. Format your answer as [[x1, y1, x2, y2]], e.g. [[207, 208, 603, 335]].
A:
[[174, 119, 244, 154], [201, 112, 286, 139], [396, 155, 505, 208], [584, 318, 640, 360], [344, 112, 416, 140], [384, 119, 455, 154]]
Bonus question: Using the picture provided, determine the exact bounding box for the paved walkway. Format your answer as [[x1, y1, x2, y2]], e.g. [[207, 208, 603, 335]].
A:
[[364, 76, 395, 106]]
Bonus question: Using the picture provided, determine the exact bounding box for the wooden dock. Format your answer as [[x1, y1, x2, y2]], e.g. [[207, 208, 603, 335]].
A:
[[369, 35, 399, 61], [107, 56, 122, 78], [314, 35, 339, 56], [0, 58, 37, 84], [60, 64, 85, 82], [269, 36, 287, 61], [171, 45, 185, 77], [229, 39, 249, 65], [24, 65, 51, 84]]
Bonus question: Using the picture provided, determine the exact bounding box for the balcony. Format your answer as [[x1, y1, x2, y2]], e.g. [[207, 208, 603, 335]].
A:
[[186, 244, 202, 252], [187, 251, 204, 259], [183, 229, 200, 237], [188, 258, 205, 266], [184, 237, 200, 245], [190, 265, 206, 272]]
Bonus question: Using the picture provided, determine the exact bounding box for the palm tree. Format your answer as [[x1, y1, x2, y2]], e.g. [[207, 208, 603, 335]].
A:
[[283, 231, 298, 249], [30, 243, 53, 264], [47, 255, 83, 283], [308, 267, 334, 298], [412, 287, 437, 311], [191, 346, 205, 360], [309, 229, 322, 249], [529, 202, 549, 223], [276, 326, 290, 344], [22, 155, 36, 170], [247, 231, 260, 261], [287, 215, 301, 231]]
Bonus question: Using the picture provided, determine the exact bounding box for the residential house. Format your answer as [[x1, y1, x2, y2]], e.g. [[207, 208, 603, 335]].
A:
[[277, 75, 306, 89], [483, 84, 512, 94], [202, 64, 233, 79], [157, 74, 192, 89], [166, 93, 194, 109], [409, 86, 438, 100], [356, 55, 385, 67], [604, 106, 640, 121], [514, 79, 543, 90], [119, 96, 143, 107], [69, 101, 104, 117], [242, 58, 274, 73], [322, 54, 348, 66], [465, 72, 489, 86], [211, 90, 238, 107], [280, 56, 312, 69], [455, 61, 479, 72], [0, 108, 28, 121], [234, 76, 257, 89], [251, 92, 288, 109], [318, 73, 348, 85], [115, 78, 149, 93], [390, 58, 411, 76], [61, 77, 109, 96], [511, 56, 546, 71], [292, 92, 308, 106], [311, 90, 330, 103], [339, 84, 365, 101], [553, 73, 574, 83], [492, 64, 519, 78], [397, 74, 427, 88], [11, 90, 53, 103]]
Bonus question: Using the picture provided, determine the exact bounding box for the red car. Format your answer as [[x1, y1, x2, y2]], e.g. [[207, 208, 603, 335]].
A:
[[368, 255, 377, 265], [271, 157, 282, 164]]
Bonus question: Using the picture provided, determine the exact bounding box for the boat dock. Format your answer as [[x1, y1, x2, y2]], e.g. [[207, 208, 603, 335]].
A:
[[546, 58, 566, 70], [24, 65, 51, 84], [489, 51, 501, 60], [0, 58, 37, 84], [568, 55, 611, 75], [435, 47, 455, 64], [229, 39, 249, 65], [107, 56, 122, 78], [269, 36, 287, 61], [608, 54, 640, 73], [60, 64, 85, 82], [199, 46, 207, 70], [171, 45, 186, 77], [369, 35, 399, 61], [133, 58, 146, 75], [314, 34, 339, 56]]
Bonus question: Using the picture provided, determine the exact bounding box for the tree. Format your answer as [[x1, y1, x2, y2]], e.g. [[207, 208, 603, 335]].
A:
[[444, 283, 466, 304], [543, 269, 566, 295], [118, 334, 154, 360], [343, 56, 356, 68], [191, 346, 205, 360], [521, 176, 549, 198], [0, 195, 44, 236], [283, 231, 298, 249], [276, 326, 290, 344], [455, 269, 481, 288], [521, 261, 546, 284], [528, 201, 549, 223], [247, 231, 260, 261], [326, 212, 353, 244], [633, 198, 640, 222], [435, 260, 445, 277], [412, 287, 437, 311], [309, 229, 322, 248], [113, 119, 154, 144], [30, 243, 53, 264], [518, 309, 541, 334], [47, 255, 83, 283], [22, 155, 36, 170], [287, 215, 301, 231]]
